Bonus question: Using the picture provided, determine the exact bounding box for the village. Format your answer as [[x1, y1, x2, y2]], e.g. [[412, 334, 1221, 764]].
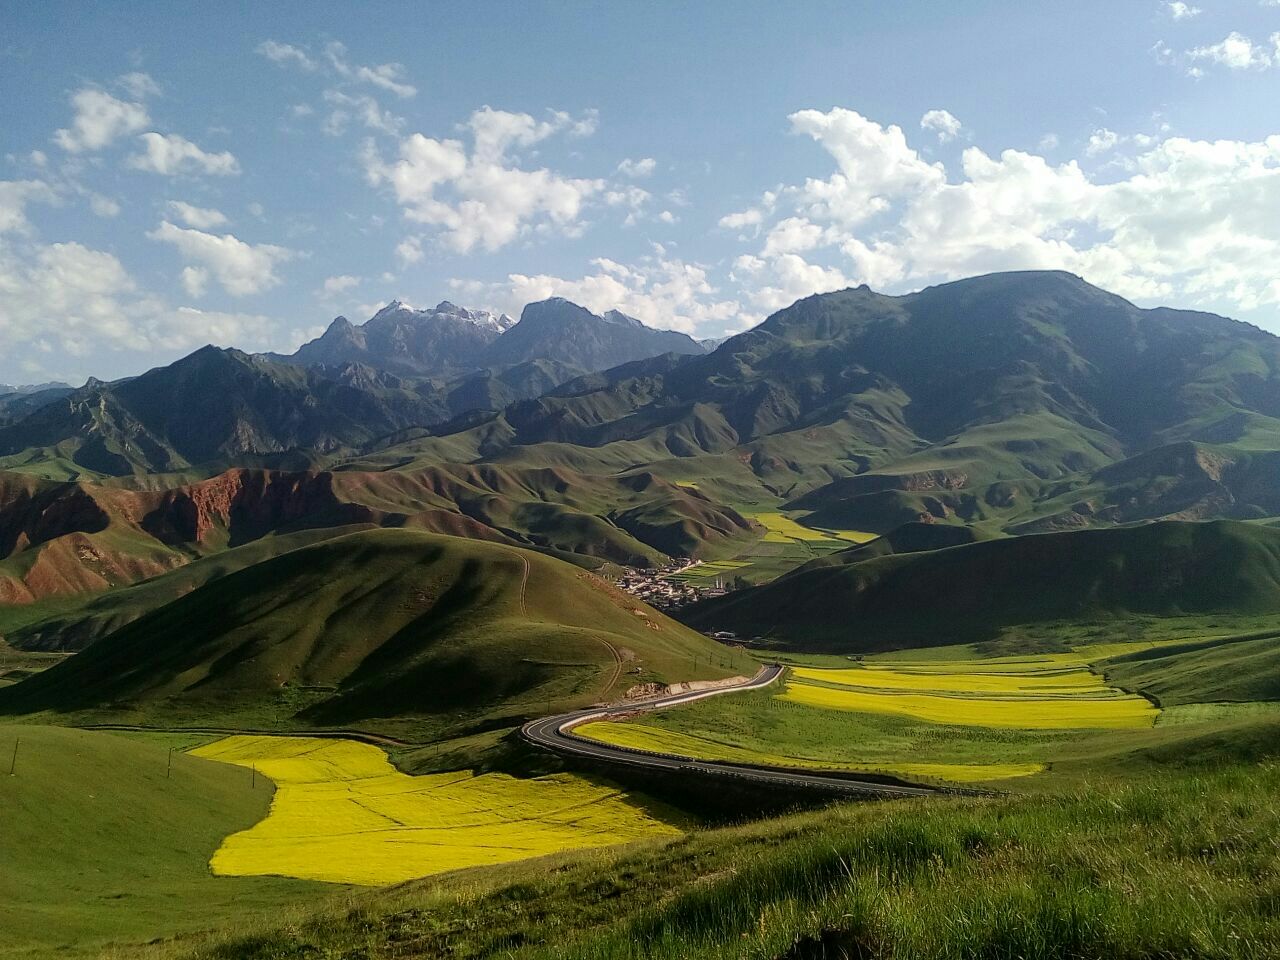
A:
[[613, 559, 731, 613]]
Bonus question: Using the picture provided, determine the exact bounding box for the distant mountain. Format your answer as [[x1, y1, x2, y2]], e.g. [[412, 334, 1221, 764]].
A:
[[0, 381, 72, 396], [408, 271, 1280, 533], [0, 347, 457, 475], [482, 298, 706, 371], [276, 297, 705, 379], [0, 383, 75, 427], [278, 300, 514, 376]]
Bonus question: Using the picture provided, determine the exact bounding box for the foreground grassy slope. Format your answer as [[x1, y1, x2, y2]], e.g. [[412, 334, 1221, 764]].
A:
[[684, 519, 1280, 649], [176, 760, 1280, 960], [0, 529, 753, 737], [0, 725, 326, 958]]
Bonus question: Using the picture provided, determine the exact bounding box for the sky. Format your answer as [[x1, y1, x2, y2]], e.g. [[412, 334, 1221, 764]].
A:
[[2, 0, 1279, 385]]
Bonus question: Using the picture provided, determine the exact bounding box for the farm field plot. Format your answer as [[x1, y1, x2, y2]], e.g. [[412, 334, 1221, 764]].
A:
[[779, 681, 1157, 729], [577, 642, 1183, 788], [665, 559, 752, 582], [741, 510, 876, 545], [192, 735, 684, 886], [575, 720, 1044, 782]]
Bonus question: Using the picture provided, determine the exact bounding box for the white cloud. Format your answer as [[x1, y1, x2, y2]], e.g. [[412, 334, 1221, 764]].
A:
[[718, 106, 1280, 319], [617, 157, 657, 178], [362, 106, 605, 253], [324, 41, 417, 97], [180, 265, 209, 297], [166, 200, 228, 228], [1165, 1, 1201, 19], [0, 180, 56, 233], [148, 221, 294, 296], [89, 194, 121, 218], [128, 133, 241, 176], [1086, 128, 1121, 156], [451, 252, 741, 335], [1038, 133, 1060, 151], [117, 72, 161, 99], [53, 88, 149, 152], [256, 40, 317, 70], [920, 109, 963, 143], [395, 235, 424, 265], [322, 90, 402, 135], [322, 274, 361, 295], [1187, 31, 1275, 70], [0, 239, 286, 362]]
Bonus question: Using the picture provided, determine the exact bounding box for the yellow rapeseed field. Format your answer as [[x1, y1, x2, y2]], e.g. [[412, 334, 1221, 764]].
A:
[[791, 665, 1110, 696], [575, 720, 1044, 782], [191, 735, 683, 886], [742, 511, 876, 544], [779, 680, 1158, 729]]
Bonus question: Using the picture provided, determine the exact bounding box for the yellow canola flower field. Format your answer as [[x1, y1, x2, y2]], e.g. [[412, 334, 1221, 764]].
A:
[[791, 665, 1111, 696], [742, 511, 876, 544], [780, 680, 1158, 729], [190, 735, 682, 886], [575, 720, 1043, 783]]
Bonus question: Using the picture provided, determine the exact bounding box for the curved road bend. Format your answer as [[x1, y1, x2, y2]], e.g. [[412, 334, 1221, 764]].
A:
[[521, 664, 939, 799]]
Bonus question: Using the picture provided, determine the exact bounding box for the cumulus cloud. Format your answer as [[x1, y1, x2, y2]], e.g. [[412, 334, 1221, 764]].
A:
[[1187, 31, 1276, 70], [450, 252, 741, 335], [322, 274, 361, 295], [0, 180, 57, 233], [166, 200, 228, 228], [128, 133, 241, 176], [920, 109, 963, 143], [362, 106, 605, 253], [1086, 128, 1121, 156], [53, 88, 150, 152], [88, 194, 121, 218], [0, 239, 289, 365], [395, 235, 424, 265], [617, 157, 657, 178], [148, 221, 294, 296], [1165, 1, 1201, 19], [717, 106, 1280, 319]]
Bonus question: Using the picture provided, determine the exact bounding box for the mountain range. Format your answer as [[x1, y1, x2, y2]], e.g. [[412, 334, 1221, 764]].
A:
[[5, 269, 1280, 616]]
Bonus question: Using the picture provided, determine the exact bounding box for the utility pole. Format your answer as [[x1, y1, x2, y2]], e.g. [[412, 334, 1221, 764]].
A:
[[251, 763, 256, 789], [8, 737, 17, 776], [166, 747, 173, 779]]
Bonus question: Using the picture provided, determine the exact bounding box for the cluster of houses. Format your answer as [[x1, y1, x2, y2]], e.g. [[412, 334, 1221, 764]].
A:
[[614, 560, 730, 611]]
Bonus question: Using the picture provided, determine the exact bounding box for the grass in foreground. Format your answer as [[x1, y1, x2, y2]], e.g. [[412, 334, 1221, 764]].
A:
[[174, 761, 1280, 960], [0, 725, 328, 959], [190, 735, 685, 885]]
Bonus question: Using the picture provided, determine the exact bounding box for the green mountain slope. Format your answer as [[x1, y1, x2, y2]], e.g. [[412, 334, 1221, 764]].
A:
[[0, 724, 321, 956], [681, 520, 1280, 649], [0, 529, 753, 734]]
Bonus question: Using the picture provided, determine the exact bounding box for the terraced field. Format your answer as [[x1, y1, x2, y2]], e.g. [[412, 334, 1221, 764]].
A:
[[192, 735, 683, 885]]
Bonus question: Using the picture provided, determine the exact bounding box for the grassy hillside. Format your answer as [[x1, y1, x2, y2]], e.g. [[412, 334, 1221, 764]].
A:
[[684, 520, 1280, 650], [0, 725, 326, 957], [1105, 631, 1280, 705], [0, 529, 753, 737], [176, 760, 1280, 960], [0, 524, 373, 651]]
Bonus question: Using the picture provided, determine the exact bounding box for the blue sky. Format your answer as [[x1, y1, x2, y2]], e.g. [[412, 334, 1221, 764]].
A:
[[2, 0, 1279, 384]]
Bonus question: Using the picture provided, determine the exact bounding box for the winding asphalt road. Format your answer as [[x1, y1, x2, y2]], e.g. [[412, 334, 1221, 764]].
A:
[[520, 664, 940, 799]]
